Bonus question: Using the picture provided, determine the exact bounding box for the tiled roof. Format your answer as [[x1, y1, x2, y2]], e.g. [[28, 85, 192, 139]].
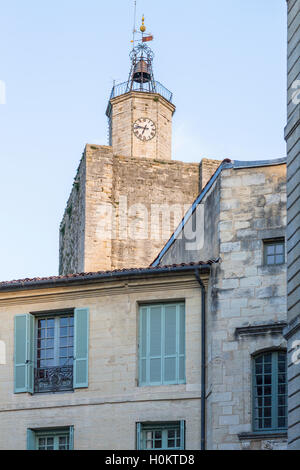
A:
[[0, 260, 219, 291]]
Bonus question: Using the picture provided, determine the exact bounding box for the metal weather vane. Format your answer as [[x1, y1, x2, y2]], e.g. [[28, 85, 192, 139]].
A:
[[126, 12, 156, 93]]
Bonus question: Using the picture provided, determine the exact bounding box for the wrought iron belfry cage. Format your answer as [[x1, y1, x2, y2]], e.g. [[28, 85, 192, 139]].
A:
[[105, 17, 174, 145], [126, 43, 156, 93]]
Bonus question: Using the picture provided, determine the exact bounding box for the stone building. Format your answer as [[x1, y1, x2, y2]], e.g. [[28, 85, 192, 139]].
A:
[[59, 35, 220, 275], [0, 263, 212, 450], [154, 158, 288, 449], [0, 157, 288, 450], [0, 16, 292, 451], [283, 0, 300, 450]]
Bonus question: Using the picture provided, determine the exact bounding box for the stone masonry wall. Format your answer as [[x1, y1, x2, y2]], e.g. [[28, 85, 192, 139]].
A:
[[59, 154, 86, 275], [59, 146, 221, 275], [208, 163, 287, 450], [156, 161, 288, 449]]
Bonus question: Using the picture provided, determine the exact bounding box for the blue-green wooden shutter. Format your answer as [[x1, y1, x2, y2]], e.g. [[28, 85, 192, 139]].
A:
[[69, 426, 74, 450], [180, 420, 185, 449], [178, 304, 185, 382], [139, 307, 147, 385], [149, 305, 162, 384], [164, 305, 177, 383], [73, 308, 89, 388], [27, 429, 36, 450], [136, 423, 142, 450], [163, 304, 185, 384], [14, 314, 34, 394], [139, 303, 185, 386]]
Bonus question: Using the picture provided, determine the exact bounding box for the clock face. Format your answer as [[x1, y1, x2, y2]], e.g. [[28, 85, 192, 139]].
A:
[[133, 118, 156, 141]]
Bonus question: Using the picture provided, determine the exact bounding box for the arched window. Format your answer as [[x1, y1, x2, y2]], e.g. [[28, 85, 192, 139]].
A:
[[253, 350, 287, 432]]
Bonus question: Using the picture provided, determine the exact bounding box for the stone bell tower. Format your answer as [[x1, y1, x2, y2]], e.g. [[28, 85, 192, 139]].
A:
[[59, 17, 221, 275], [106, 17, 175, 160]]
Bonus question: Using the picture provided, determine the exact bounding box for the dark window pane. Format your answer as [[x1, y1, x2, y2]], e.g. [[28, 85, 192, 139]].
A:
[[264, 418, 272, 428], [278, 385, 286, 394], [265, 375, 272, 385], [264, 386, 272, 395], [256, 375, 263, 385], [264, 397, 271, 407], [264, 354, 272, 363], [267, 245, 275, 255], [264, 407, 271, 417]]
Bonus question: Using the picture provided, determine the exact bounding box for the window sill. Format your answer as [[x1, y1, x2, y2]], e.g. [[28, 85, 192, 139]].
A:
[[238, 431, 287, 441]]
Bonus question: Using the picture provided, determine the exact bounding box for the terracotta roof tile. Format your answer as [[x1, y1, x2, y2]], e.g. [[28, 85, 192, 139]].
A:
[[0, 260, 218, 291]]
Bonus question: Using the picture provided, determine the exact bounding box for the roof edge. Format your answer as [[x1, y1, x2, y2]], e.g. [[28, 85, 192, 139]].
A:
[[152, 156, 287, 267], [0, 262, 216, 293]]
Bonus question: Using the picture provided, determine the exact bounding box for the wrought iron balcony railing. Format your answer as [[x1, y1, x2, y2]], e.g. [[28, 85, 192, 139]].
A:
[[109, 80, 173, 103], [34, 366, 73, 393]]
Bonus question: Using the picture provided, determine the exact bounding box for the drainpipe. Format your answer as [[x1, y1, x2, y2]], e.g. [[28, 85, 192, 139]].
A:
[[195, 268, 206, 451]]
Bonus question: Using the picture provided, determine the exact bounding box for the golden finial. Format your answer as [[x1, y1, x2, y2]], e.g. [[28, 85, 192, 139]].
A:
[[140, 15, 146, 33]]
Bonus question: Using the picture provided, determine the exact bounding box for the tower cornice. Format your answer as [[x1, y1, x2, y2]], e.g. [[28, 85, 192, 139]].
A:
[[109, 90, 176, 115]]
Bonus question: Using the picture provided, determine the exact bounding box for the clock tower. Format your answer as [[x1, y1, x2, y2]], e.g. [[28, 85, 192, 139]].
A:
[[59, 17, 221, 275], [106, 18, 176, 160]]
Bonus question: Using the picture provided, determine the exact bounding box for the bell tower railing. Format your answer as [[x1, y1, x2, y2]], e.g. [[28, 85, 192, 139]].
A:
[[108, 80, 173, 103]]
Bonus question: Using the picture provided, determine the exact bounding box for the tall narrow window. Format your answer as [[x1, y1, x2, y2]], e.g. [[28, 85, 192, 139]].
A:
[[35, 314, 74, 393], [139, 303, 185, 386], [253, 351, 287, 432], [14, 308, 89, 394], [263, 239, 285, 265]]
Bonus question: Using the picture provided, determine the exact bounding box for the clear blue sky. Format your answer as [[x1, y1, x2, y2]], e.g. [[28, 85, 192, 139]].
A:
[[0, 0, 287, 281]]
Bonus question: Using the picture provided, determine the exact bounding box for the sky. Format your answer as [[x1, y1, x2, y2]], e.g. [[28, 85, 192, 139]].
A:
[[0, 0, 287, 281]]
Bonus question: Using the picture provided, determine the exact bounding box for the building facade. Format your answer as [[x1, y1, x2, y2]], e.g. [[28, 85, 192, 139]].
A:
[[0, 265, 210, 450], [155, 158, 288, 449], [0, 157, 289, 451], [58, 32, 221, 276], [284, 0, 300, 450], [0, 14, 293, 450]]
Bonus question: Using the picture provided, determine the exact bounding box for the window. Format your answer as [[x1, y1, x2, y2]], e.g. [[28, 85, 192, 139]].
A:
[[14, 308, 89, 394], [137, 422, 185, 450], [263, 239, 285, 265], [35, 314, 74, 393], [253, 351, 287, 432], [139, 303, 185, 386], [27, 427, 74, 450]]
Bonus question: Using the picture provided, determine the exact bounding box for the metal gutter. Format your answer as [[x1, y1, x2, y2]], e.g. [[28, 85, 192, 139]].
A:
[[151, 159, 232, 267], [194, 268, 207, 451], [0, 263, 214, 293], [232, 157, 286, 169]]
